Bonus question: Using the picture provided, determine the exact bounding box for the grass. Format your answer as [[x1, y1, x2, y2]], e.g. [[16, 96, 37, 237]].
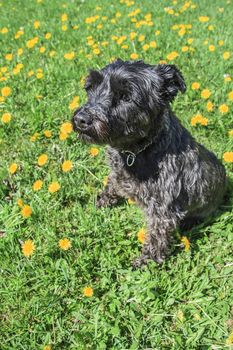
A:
[[0, 0, 233, 349]]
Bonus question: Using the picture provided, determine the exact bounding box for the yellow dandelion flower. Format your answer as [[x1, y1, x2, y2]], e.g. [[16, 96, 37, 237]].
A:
[[33, 180, 43, 191], [181, 236, 190, 251], [39, 46, 46, 53], [182, 46, 189, 52], [223, 52, 230, 60], [167, 51, 179, 61], [201, 89, 211, 99], [60, 122, 73, 134], [45, 32, 51, 40], [1, 86, 11, 97], [150, 41, 157, 48], [1, 27, 8, 34], [219, 104, 229, 114], [130, 53, 139, 60], [61, 24, 68, 31], [30, 132, 40, 142], [28, 70, 34, 77], [44, 130, 52, 138], [43, 345, 51, 350], [61, 13, 68, 22], [1, 112, 11, 123], [206, 101, 214, 112], [103, 176, 108, 186], [128, 198, 135, 205], [5, 53, 13, 61], [22, 240, 35, 257], [83, 286, 93, 297], [142, 44, 150, 51], [49, 50, 56, 57], [90, 147, 99, 156], [62, 160, 73, 172], [64, 52, 75, 60], [34, 20, 40, 29], [191, 82, 200, 90], [18, 48, 23, 56], [218, 40, 224, 46], [228, 130, 233, 137], [21, 205, 32, 218], [93, 48, 100, 55], [228, 91, 233, 101], [59, 238, 71, 250], [9, 163, 18, 174], [199, 16, 209, 22], [17, 199, 24, 208], [36, 72, 43, 79], [223, 152, 233, 163], [59, 132, 68, 141], [226, 329, 233, 345], [38, 154, 48, 166], [208, 45, 215, 52], [48, 181, 60, 193], [137, 228, 146, 244], [155, 30, 160, 36]]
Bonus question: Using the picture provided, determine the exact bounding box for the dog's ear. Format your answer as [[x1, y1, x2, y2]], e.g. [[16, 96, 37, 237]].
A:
[[155, 64, 186, 102], [85, 69, 103, 91]]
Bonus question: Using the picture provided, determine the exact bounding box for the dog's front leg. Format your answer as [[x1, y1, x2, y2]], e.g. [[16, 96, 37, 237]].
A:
[[133, 208, 179, 268], [96, 173, 120, 208]]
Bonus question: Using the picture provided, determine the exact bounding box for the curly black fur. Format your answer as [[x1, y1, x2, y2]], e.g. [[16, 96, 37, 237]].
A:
[[72, 59, 226, 268]]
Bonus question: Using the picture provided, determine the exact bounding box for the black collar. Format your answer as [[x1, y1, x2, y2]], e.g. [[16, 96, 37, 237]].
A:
[[120, 138, 155, 166]]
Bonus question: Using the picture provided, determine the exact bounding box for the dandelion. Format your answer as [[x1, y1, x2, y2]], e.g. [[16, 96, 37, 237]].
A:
[[130, 53, 139, 60], [39, 46, 46, 53], [18, 48, 23, 55], [45, 32, 51, 39], [60, 122, 73, 134], [48, 181, 60, 193], [83, 286, 93, 297], [201, 89, 211, 99], [89, 147, 99, 156], [69, 96, 79, 111], [38, 154, 48, 166], [150, 41, 157, 48], [223, 52, 230, 60], [167, 51, 179, 61], [181, 236, 190, 251], [1, 27, 8, 34], [17, 199, 24, 208], [62, 24, 68, 31], [128, 198, 135, 205], [64, 52, 75, 60], [9, 163, 18, 174], [1, 86, 11, 97], [5, 53, 13, 61], [103, 176, 108, 186], [62, 160, 73, 172], [30, 132, 40, 142], [22, 240, 35, 257], [208, 45, 215, 52], [34, 20, 40, 29], [229, 130, 233, 137], [59, 132, 68, 141], [218, 40, 224, 46], [219, 104, 229, 114], [44, 130, 52, 138], [199, 16, 209, 22], [137, 228, 146, 243], [21, 205, 32, 218], [61, 13, 68, 22], [1, 113, 11, 123], [228, 91, 233, 101], [226, 329, 233, 345], [59, 238, 71, 250], [223, 152, 233, 163], [191, 82, 200, 90], [206, 101, 214, 112], [44, 346, 51, 350], [33, 180, 43, 191], [191, 114, 208, 126]]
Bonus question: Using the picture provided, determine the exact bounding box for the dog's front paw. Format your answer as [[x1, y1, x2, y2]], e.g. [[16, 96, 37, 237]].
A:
[[132, 254, 149, 269], [96, 191, 119, 208]]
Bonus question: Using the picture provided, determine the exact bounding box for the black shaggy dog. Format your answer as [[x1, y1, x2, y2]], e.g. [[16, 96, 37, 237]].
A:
[[72, 59, 226, 268]]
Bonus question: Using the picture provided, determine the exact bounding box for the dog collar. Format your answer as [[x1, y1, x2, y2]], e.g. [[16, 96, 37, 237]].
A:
[[121, 138, 154, 167]]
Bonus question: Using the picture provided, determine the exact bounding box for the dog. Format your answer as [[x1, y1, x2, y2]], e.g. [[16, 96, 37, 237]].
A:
[[72, 59, 226, 268]]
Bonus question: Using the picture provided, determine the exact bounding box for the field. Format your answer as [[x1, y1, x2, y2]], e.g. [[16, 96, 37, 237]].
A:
[[0, 0, 233, 349]]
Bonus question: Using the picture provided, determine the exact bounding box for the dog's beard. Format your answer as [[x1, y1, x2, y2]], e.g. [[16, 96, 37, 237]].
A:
[[78, 119, 110, 145]]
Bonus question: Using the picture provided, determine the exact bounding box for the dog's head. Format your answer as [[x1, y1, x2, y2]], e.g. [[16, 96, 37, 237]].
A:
[[72, 59, 186, 149]]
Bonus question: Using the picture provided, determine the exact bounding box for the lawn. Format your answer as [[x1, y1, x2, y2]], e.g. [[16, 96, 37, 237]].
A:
[[0, 0, 233, 349]]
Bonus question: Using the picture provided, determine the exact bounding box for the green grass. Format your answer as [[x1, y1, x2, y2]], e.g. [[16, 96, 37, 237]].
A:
[[0, 0, 233, 349]]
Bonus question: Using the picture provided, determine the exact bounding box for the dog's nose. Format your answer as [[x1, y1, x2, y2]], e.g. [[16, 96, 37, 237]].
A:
[[73, 111, 92, 130]]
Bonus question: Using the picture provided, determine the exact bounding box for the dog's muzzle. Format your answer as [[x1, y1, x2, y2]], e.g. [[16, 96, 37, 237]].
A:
[[72, 107, 93, 132]]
